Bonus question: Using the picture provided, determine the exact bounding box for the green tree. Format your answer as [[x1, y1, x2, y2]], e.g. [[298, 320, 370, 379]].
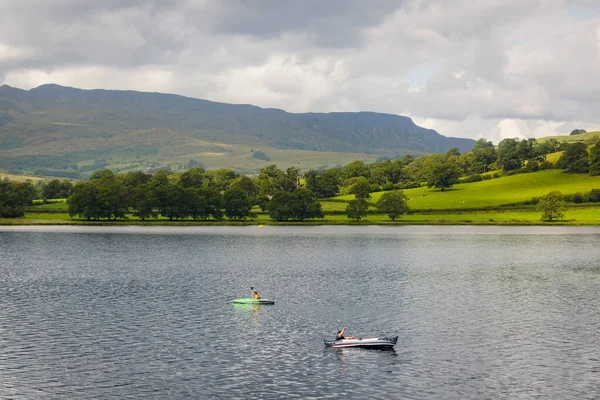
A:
[[424, 155, 461, 191], [186, 188, 208, 220], [68, 177, 128, 221], [223, 187, 252, 220], [470, 145, 497, 174], [180, 167, 207, 188], [282, 167, 301, 191], [119, 171, 152, 190], [305, 168, 341, 198], [376, 191, 409, 220], [90, 169, 115, 180], [269, 189, 323, 221], [496, 138, 522, 171], [43, 179, 62, 199], [341, 160, 370, 180], [96, 176, 129, 220], [256, 164, 283, 196], [156, 182, 188, 220], [58, 180, 73, 198], [0, 182, 35, 218], [346, 198, 369, 221], [131, 183, 158, 220], [230, 176, 259, 198], [68, 181, 102, 220], [536, 138, 559, 156], [589, 143, 600, 176], [266, 191, 294, 221], [292, 188, 324, 221], [556, 142, 589, 173], [207, 168, 237, 191], [446, 148, 461, 157], [197, 187, 223, 220], [369, 160, 406, 185], [472, 138, 494, 151], [536, 191, 566, 222], [347, 176, 372, 199]]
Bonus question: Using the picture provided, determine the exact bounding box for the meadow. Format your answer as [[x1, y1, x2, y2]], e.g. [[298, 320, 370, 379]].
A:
[[537, 130, 600, 144], [333, 170, 600, 210]]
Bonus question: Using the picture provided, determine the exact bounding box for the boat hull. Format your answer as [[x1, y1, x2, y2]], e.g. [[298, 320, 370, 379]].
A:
[[232, 298, 275, 305], [324, 336, 398, 349]]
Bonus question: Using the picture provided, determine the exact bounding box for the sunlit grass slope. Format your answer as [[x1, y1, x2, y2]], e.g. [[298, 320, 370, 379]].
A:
[[334, 170, 600, 210], [537, 131, 600, 144], [0, 171, 45, 182]]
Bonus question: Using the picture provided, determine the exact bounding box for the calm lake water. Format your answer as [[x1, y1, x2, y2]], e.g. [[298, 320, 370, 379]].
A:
[[1, 225, 599, 399]]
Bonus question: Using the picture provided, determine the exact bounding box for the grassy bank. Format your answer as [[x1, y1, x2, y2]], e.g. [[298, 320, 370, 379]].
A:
[[4, 206, 599, 226]]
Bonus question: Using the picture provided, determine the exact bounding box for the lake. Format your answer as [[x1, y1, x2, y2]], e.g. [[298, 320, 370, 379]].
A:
[[1, 226, 599, 399]]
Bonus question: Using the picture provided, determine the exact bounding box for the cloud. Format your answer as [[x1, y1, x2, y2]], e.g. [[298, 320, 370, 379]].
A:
[[1, 0, 599, 143]]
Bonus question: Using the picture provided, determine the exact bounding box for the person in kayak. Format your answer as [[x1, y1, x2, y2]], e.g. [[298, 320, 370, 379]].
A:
[[251, 287, 261, 300], [335, 327, 354, 341]]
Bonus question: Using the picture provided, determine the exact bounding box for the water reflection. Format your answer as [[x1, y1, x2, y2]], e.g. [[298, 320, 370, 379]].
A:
[[233, 303, 262, 326]]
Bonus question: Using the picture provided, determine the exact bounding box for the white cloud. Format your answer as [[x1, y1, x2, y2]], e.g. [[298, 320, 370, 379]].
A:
[[0, 0, 599, 141]]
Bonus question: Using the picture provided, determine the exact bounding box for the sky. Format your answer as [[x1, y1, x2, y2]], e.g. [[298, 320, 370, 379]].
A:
[[1, 0, 599, 144]]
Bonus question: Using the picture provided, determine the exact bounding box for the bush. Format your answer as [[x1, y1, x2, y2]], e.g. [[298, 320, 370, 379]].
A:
[[370, 184, 382, 193], [381, 182, 395, 191], [463, 174, 483, 183], [528, 196, 541, 205], [492, 172, 502, 178], [564, 192, 584, 203], [539, 160, 553, 170], [482, 174, 492, 180], [394, 181, 420, 190], [584, 189, 600, 203]]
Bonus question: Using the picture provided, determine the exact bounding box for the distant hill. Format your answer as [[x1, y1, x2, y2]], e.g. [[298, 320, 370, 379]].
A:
[[0, 84, 475, 175], [537, 131, 600, 145]]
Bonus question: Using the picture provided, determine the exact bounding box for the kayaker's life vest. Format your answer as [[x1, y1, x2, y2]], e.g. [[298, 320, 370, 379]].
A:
[[253, 292, 261, 299]]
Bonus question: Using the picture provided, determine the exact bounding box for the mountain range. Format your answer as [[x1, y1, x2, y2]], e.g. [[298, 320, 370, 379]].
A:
[[0, 84, 475, 176]]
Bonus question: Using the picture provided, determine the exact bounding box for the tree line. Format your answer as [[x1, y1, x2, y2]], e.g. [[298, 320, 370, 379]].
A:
[[2, 135, 599, 221]]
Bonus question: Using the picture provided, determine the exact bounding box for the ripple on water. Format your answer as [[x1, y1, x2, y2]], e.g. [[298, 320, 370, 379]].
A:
[[0, 227, 599, 399]]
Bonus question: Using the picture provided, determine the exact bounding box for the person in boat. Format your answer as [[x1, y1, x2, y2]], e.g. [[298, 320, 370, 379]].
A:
[[251, 287, 261, 300], [335, 327, 354, 341]]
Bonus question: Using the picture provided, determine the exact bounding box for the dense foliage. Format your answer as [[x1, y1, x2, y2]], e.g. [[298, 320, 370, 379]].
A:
[[0, 181, 36, 217]]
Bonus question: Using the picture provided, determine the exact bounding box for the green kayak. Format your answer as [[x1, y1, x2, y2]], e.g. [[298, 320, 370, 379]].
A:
[[233, 298, 275, 305]]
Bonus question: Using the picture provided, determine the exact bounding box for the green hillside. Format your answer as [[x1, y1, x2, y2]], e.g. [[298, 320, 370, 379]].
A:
[[537, 131, 600, 144], [333, 170, 600, 210], [0, 84, 474, 176]]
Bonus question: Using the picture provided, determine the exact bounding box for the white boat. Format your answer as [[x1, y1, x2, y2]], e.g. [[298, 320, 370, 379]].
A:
[[324, 336, 398, 349]]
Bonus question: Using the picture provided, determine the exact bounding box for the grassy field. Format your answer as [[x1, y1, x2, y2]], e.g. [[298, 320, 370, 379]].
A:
[[0, 171, 46, 182], [537, 131, 600, 144], [3, 206, 599, 225], [545, 151, 563, 164], [333, 170, 600, 210]]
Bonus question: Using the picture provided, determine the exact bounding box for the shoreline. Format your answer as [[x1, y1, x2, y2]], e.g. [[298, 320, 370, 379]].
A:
[[2, 218, 599, 227]]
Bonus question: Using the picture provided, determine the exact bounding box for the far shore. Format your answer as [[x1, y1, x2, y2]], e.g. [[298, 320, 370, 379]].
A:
[[2, 209, 600, 226]]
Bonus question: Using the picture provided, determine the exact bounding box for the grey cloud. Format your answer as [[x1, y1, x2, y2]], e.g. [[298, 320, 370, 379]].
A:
[[194, 0, 403, 47], [0, 0, 599, 141]]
